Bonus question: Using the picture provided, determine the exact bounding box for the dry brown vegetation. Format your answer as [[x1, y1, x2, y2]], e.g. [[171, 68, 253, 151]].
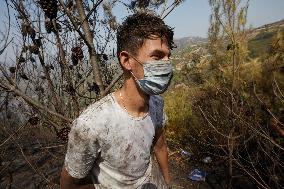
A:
[[0, 0, 188, 188], [164, 1, 284, 188], [0, 0, 283, 189]]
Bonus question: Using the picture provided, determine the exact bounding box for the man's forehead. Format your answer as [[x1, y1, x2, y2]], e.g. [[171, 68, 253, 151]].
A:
[[140, 37, 170, 54]]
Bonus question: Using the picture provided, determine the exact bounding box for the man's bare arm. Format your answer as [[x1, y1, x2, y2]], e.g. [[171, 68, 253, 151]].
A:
[[60, 168, 95, 189], [153, 128, 172, 185]]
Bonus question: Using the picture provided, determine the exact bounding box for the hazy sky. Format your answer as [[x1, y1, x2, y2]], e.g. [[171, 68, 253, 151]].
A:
[[163, 0, 284, 38], [0, 0, 283, 46]]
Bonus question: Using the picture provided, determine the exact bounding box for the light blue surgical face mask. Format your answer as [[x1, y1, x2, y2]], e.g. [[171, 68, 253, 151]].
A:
[[130, 56, 173, 95]]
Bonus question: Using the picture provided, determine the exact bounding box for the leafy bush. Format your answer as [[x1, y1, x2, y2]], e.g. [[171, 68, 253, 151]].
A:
[[165, 29, 284, 188]]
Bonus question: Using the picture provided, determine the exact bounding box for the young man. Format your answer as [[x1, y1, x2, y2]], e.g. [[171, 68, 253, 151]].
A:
[[60, 12, 175, 189]]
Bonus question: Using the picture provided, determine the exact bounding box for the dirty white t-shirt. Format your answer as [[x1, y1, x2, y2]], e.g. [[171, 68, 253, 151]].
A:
[[64, 93, 167, 189]]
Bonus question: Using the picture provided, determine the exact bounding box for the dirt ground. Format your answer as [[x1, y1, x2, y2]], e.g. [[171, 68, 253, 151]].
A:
[[0, 140, 217, 189], [0, 136, 256, 189]]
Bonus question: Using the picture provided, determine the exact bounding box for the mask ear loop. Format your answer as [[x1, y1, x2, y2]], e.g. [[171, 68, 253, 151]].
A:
[[129, 54, 158, 78], [128, 54, 143, 67], [130, 70, 139, 81], [128, 53, 145, 81]]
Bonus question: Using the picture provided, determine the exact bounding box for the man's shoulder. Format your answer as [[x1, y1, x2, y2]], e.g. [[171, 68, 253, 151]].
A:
[[81, 93, 114, 116], [72, 94, 115, 129]]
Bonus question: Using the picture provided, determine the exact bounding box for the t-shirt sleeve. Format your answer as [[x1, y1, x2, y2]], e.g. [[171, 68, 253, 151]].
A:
[[162, 108, 168, 127], [64, 118, 100, 179], [149, 95, 168, 129]]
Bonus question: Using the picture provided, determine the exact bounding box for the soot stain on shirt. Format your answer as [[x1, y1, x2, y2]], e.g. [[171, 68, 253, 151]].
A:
[[73, 130, 85, 144], [68, 141, 74, 150], [65, 94, 165, 187], [104, 142, 111, 152], [125, 144, 132, 153]]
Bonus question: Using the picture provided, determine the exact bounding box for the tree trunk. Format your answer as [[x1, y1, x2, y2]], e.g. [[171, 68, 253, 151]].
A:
[[75, 0, 105, 95]]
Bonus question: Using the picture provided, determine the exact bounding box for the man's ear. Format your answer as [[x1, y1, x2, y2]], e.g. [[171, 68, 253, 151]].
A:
[[119, 51, 132, 71]]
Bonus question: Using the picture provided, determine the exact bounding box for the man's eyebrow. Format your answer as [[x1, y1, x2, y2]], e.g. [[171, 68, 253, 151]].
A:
[[149, 49, 170, 57]]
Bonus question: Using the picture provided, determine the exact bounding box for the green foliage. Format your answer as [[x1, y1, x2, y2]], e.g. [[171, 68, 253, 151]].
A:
[[248, 28, 284, 58], [165, 1, 284, 188], [164, 87, 192, 123], [164, 85, 205, 151]]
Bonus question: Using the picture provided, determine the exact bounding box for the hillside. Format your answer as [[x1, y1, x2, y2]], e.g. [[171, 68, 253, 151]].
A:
[[165, 18, 284, 189], [173, 19, 284, 60], [174, 36, 207, 51], [248, 19, 284, 58]]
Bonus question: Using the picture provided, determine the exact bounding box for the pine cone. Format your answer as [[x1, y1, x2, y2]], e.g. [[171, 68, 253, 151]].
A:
[[21, 23, 29, 37], [45, 20, 53, 33], [39, 0, 58, 20], [71, 46, 84, 65], [71, 55, 78, 66], [45, 20, 62, 33], [29, 45, 40, 55], [72, 47, 84, 60], [28, 27, 36, 41]]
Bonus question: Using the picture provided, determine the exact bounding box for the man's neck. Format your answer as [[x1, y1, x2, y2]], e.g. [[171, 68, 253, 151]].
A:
[[115, 78, 149, 117]]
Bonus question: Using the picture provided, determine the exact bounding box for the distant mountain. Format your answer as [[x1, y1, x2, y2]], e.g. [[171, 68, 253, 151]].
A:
[[173, 36, 207, 51], [254, 19, 284, 32], [173, 19, 284, 57]]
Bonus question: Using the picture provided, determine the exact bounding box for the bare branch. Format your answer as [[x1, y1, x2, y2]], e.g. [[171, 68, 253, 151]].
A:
[[0, 0, 13, 55]]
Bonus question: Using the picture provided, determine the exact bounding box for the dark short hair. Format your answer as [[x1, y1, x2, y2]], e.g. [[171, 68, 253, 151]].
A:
[[116, 12, 175, 59]]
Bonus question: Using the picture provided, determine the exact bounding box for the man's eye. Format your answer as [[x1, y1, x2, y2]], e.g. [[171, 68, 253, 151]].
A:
[[152, 55, 160, 60]]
